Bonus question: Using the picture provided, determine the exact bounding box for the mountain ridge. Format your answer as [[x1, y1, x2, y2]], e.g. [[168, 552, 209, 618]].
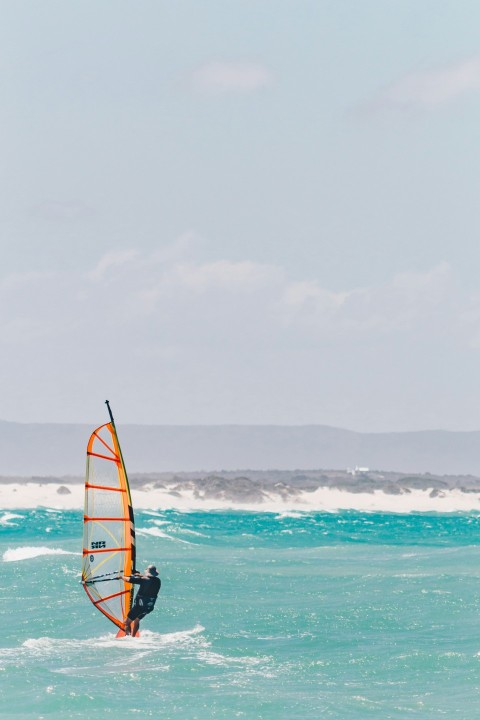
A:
[[1, 420, 479, 476]]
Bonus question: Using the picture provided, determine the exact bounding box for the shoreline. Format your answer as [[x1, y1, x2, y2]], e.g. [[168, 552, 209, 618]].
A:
[[2, 481, 480, 513]]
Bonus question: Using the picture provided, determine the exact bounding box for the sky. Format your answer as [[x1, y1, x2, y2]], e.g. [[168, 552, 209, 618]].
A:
[[2, 0, 480, 431]]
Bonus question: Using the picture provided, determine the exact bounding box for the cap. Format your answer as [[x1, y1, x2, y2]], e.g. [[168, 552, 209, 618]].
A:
[[145, 564, 159, 577]]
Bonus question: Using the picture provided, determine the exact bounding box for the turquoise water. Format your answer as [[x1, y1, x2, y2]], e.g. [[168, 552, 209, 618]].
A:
[[2, 508, 480, 719]]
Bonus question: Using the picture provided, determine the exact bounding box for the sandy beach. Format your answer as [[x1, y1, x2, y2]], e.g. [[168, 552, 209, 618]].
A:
[[2, 479, 480, 513]]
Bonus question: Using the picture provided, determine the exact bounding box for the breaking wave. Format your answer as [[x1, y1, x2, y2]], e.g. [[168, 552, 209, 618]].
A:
[[0, 512, 23, 526], [3, 546, 77, 562]]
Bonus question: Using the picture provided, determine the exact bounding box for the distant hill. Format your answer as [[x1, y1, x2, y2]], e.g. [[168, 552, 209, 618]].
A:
[[0, 420, 480, 476]]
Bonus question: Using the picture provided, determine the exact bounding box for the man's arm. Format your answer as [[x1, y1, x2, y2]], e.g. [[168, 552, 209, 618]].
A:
[[122, 573, 142, 583]]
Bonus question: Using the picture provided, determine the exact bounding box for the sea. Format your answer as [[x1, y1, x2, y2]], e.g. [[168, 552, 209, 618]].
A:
[[2, 507, 480, 719]]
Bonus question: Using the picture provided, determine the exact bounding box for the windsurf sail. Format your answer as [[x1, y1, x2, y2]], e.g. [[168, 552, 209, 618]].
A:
[[81, 401, 136, 630]]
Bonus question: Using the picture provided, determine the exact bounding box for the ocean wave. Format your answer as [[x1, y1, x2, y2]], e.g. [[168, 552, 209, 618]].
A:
[[3, 546, 76, 562], [149, 519, 208, 538], [136, 527, 171, 538], [19, 625, 207, 659], [173, 527, 208, 537], [136, 527, 192, 543], [196, 649, 271, 668], [22, 637, 59, 653], [0, 512, 23, 526], [91, 625, 208, 651], [18, 626, 209, 677]]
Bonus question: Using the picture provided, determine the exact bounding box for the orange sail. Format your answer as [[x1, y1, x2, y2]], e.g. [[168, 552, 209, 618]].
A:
[[81, 404, 136, 630]]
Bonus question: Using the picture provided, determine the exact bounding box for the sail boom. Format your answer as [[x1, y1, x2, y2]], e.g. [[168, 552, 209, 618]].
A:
[[83, 547, 130, 554]]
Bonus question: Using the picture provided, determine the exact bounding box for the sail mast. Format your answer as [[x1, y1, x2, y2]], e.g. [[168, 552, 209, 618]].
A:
[[105, 400, 137, 574]]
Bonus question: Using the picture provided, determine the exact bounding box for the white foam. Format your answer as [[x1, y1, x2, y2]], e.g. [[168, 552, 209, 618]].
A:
[[3, 546, 76, 562], [196, 649, 270, 667], [14, 626, 272, 679], [136, 527, 173, 539], [18, 626, 206, 659], [92, 625, 207, 650], [0, 512, 23, 526], [22, 637, 58, 652], [174, 527, 208, 537], [158, 624, 206, 644], [148, 519, 207, 537], [136, 527, 192, 543]]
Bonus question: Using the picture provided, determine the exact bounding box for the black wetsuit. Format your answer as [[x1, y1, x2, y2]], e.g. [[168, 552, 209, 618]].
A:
[[126, 574, 161, 621]]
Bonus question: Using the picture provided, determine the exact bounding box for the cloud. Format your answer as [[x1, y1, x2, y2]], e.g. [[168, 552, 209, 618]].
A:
[[377, 55, 480, 108], [169, 260, 283, 293], [282, 281, 347, 320], [0, 247, 458, 354], [191, 61, 272, 94], [280, 263, 454, 336], [88, 249, 139, 282], [151, 231, 201, 264], [0, 243, 473, 429]]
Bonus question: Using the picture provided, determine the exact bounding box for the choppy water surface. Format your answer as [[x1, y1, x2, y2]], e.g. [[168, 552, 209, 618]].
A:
[[2, 509, 480, 719]]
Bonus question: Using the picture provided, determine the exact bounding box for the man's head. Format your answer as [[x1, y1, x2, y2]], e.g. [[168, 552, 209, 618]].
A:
[[145, 564, 159, 577]]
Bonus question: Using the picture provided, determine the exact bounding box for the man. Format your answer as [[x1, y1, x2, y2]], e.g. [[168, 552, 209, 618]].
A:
[[123, 564, 161, 636]]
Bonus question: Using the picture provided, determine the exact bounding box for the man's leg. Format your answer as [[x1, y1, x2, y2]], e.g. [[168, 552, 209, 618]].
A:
[[131, 618, 140, 637], [124, 617, 132, 635]]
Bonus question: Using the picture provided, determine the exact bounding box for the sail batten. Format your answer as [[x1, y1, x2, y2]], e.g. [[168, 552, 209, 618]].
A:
[[84, 516, 130, 521], [81, 413, 136, 630], [87, 451, 121, 463], [85, 484, 126, 492]]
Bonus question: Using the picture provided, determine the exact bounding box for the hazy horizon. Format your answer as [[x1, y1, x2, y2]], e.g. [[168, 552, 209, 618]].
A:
[[2, 416, 480, 435], [2, 421, 480, 476]]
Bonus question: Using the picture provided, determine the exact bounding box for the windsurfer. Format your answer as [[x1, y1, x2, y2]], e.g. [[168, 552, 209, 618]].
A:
[[123, 565, 161, 636]]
